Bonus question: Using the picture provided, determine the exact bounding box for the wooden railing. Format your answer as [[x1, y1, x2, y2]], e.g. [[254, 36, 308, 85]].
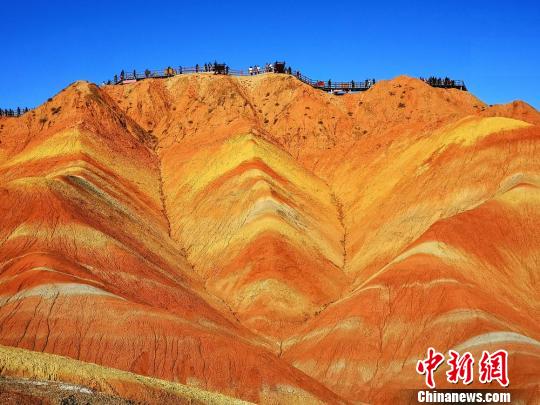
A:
[[293, 72, 374, 91], [111, 66, 378, 92], [110, 65, 467, 93]]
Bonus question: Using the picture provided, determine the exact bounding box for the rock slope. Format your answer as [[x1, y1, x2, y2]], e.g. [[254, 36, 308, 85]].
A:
[[0, 73, 539, 403]]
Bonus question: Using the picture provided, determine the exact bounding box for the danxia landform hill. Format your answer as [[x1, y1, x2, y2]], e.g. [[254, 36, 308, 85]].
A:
[[0, 73, 539, 403]]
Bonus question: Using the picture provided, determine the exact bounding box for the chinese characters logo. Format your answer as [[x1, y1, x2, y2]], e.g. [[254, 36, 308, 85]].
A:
[[416, 347, 509, 388]]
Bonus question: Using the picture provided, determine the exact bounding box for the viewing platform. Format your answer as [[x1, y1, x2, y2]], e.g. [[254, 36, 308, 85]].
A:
[[109, 63, 467, 94]]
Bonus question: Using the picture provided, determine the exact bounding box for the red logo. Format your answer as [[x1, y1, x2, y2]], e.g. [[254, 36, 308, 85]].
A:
[[416, 348, 509, 388], [479, 350, 509, 387], [446, 350, 474, 385], [416, 347, 445, 389]]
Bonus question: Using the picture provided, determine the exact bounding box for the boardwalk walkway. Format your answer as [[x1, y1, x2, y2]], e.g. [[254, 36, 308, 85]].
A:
[[111, 65, 467, 93]]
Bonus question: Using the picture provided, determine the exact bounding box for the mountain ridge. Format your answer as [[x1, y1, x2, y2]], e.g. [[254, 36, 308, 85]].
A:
[[0, 73, 539, 403]]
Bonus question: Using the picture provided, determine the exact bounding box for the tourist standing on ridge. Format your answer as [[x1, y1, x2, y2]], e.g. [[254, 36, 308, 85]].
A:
[[249, 66, 253, 75], [328, 79, 332, 88]]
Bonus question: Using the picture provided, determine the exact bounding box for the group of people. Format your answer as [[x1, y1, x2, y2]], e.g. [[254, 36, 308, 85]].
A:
[[248, 62, 291, 75], [0, 107, 29, 117], [248, 65, 262, 75], [364, 78, 376, 87], [420, 76, 457, 87], [196, 62, 229, 74]]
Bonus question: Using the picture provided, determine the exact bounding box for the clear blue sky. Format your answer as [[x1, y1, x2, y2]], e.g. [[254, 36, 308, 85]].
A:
[[1, 0, 539, 109]]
